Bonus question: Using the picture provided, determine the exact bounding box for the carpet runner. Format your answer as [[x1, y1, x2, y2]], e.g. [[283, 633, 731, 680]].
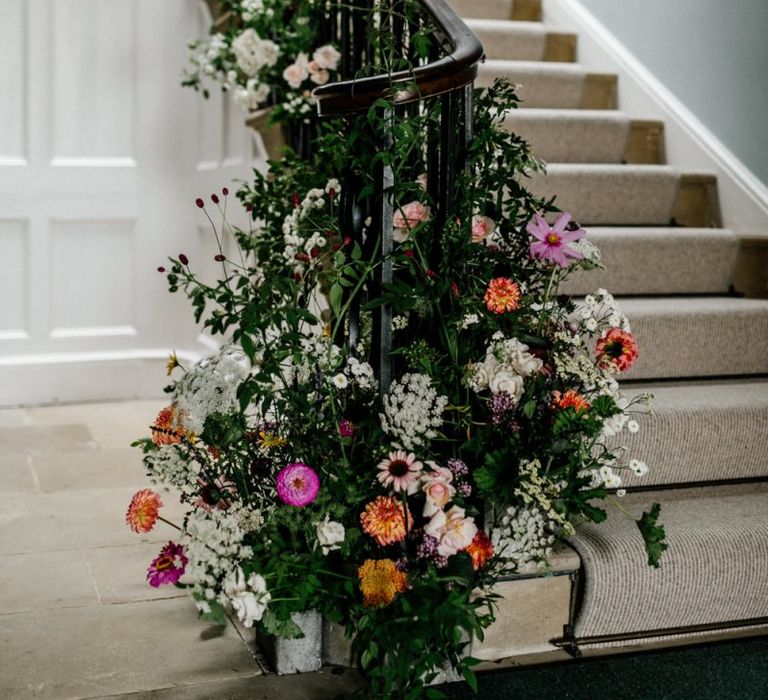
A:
[[450, 0, 768, 648]]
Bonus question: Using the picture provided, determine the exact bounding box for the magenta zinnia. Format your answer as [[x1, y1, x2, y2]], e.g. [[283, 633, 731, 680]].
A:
[[147, 541, 187, 587], [125, 488, 163, 533], [276, 463, 320, 507], [527, 212, 585, 267], [377, 450, 423, 493]]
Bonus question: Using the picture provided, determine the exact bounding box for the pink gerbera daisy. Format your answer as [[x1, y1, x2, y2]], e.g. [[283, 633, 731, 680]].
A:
[[527, 212, 586, 267], [147, 541, 188, 587], [377, 450, 423, 493], [276, 463, 320, 507]]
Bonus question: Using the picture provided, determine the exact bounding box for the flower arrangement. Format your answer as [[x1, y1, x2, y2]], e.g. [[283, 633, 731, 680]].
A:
[[184, 0, 342, 122], [133, 8, 668, 691]]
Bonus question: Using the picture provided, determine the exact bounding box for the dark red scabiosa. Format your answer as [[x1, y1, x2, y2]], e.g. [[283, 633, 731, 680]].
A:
[[214, 254, 225, 262], [195, 198, 205, 208], [157, 266, 166, 273], [292, 191, 300, 208], [178, 254, 189, 265], [222, 187, 229, 196], [211, 193, 219, 204]]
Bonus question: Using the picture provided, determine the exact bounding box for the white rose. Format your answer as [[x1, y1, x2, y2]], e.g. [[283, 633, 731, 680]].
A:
[[489, 371, 524, 404], [232, 29, 278, 76], [310, 67, 330, 85], [313, 44, 341, 71], [316, 515, 345, 554], [230, 591, 267, 627], [505, 339, 543, 376], [467, 362, 489, 392], [332, 373, 348, 389]]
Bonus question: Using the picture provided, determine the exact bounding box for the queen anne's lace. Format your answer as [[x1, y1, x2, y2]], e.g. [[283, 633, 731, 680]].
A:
[[173, 345, 250, 434], [144, 445, 198, 494], [381, 373, 448, 450]]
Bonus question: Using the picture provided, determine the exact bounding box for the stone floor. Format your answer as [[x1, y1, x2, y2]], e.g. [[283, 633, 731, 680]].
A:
[[0, 400, 272, 699]]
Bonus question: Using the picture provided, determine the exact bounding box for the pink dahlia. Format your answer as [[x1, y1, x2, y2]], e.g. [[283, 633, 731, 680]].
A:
[[377, 450, 423, 493], [595, 328, 639, 373], [276, 463, 320, 507], [527, 212, 585, 267], [147, 541, 188, 587]]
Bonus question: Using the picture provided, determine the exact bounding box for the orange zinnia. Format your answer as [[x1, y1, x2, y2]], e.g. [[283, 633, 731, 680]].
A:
[[358, 559, 408, 607], [126, 488, 163, 533], [360, 495, 412, 545], [484, 277, 521, 314], [552, 389, 591, 414], [466, 530, 494, 571]]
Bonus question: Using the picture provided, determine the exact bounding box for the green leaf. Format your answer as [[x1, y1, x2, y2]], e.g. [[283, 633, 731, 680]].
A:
[[637, 502, 668, 568], [261, 609, 304, 639], [329, 282, 343, 318], [522, 400, 536, 419]]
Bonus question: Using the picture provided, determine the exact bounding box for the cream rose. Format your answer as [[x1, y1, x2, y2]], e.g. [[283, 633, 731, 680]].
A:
[[471, 215, 495, 243], [313, 44, 341, 71], [283, 53, 309, 89], [424, 506, 478, 557], [489, 370, 524, 404], [316, 515, 345, 554]]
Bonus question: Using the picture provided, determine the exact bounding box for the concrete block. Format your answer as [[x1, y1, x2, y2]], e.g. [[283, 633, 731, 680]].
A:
[[258, 610, 323, 674]]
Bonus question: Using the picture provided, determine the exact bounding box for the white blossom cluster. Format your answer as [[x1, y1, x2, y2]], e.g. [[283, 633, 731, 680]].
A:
[[380, 373, 448, 450], [222, 567, 271, 627], [233, 79, 271, 111], [144, 445, 198, 495], [184, 507, 254, 613], [282, 93, 315, 116], [514, 459, 568, 527], [466, 336, 542, 405], [231, 28, 279, 78], [491, 505, 556, 571], [281, 187, 332, 271], [460, 312, 479, 330], [173, 344, 250, 435], [344, 356, 376, 391], [553, 351, 619, 398], [240, 0, 266, 22], [572, 288, 631, 336]]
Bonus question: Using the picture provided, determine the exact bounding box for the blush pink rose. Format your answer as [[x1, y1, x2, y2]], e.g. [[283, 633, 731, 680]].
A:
[[471, 215, 495, 243]]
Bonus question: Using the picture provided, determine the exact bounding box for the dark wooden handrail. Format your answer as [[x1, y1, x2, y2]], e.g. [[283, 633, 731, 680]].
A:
[[312, 0, 484, 115]]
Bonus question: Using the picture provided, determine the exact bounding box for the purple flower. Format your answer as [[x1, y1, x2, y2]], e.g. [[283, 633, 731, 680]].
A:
[[527, 212, 585, 267], [416, 533, 448, 568], [446, 458, 468, 478], [490, 393, 518, 427], [147, 541, 187, 587], [276, 463, 320, 507]]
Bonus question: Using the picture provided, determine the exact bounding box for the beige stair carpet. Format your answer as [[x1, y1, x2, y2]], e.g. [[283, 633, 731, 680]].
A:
[[478, 61, 586, 108]]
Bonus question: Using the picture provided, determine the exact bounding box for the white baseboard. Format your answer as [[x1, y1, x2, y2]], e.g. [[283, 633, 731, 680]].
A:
[[0, 346, 210, 407], [543, 0, 768, 235]]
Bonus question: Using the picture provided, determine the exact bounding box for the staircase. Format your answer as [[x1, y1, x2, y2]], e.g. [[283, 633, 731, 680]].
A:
[[451, 0, 768, 654]]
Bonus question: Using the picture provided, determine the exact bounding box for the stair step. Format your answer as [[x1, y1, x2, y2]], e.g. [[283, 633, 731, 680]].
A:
[[449, 0, 513, 20], [562, 228, 739, 296], [616, 380, 768, 488], [466, 20, 577, 62], [466, 20, 547, 61], [478, 62, 617, 109], [504, 109, 630, 163], [525, 164, 679, 225], [620, 296, 768, 379], [569, 483, 768, 640]]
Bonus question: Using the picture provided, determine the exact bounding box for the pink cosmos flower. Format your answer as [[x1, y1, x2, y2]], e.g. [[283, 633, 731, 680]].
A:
[[471, 215, 495, 244], [276, 463, 320, 507], [527, 212, 586, 267], [147, 541, 188, 587], [393, 201, 431, 243], [377, 450, 423, 494]]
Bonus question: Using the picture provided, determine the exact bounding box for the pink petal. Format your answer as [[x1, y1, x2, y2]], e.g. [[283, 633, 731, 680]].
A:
[[563, 244, 585, 260], [550, 248, 571, 267], [526, 213, 549, 240], [552, 212, 572, 234], [530, 240, 550, 258], [560, 227, 586, 243]]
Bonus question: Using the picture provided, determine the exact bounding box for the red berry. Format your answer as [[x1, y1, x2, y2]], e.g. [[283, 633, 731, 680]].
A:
[[214, 254, 225, 262], [179, 254, 189, 265], [211, 193, 219, 204], [342, 236, 352, 247], [403, 249, 414, 258], [426, 269, 437, 278], [451, 281, 460, 298], [222, 187, 229, 196], [195, 198, 204, 208], [292, 192, 300, 208], [157, 266, 166, 273]]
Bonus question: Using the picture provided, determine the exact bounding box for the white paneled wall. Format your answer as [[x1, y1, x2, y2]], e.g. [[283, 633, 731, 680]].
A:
[[0, 0, 263, 405]]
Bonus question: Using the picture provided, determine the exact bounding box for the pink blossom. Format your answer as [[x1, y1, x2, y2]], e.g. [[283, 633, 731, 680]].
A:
[[338, 418, 356, 438], [313, 45, 341, 71], [423, 506, 478, 557], [276, 462, 320, 507], [471, 215, 495, 244], [147, 541, 187, 587], [283, 53, 309, 89], [527, 212, 585, 267], [377, 450, 423, 494], [393, 201, 431, 243]]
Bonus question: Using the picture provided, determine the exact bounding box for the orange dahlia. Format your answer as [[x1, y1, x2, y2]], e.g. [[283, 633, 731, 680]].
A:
[[595, 328, 639, 373], [126, 488, 163, 533], [358, 559, 408, 607], [552, 389, 591, 414], [360, 495, 412, 545], [151, 404, 192, 445], [484, 277, 521, 314], [466, 530, 494, 571]]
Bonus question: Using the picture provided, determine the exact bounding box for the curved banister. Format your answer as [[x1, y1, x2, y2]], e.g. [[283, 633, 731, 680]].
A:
[[312, 0, 484, 115]]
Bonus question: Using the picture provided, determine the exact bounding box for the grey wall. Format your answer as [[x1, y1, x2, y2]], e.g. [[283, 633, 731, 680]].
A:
[[577, 0, 768, 186]]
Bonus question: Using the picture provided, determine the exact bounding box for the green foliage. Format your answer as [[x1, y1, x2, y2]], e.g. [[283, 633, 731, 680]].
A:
[[637, 503, 668, 568]]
